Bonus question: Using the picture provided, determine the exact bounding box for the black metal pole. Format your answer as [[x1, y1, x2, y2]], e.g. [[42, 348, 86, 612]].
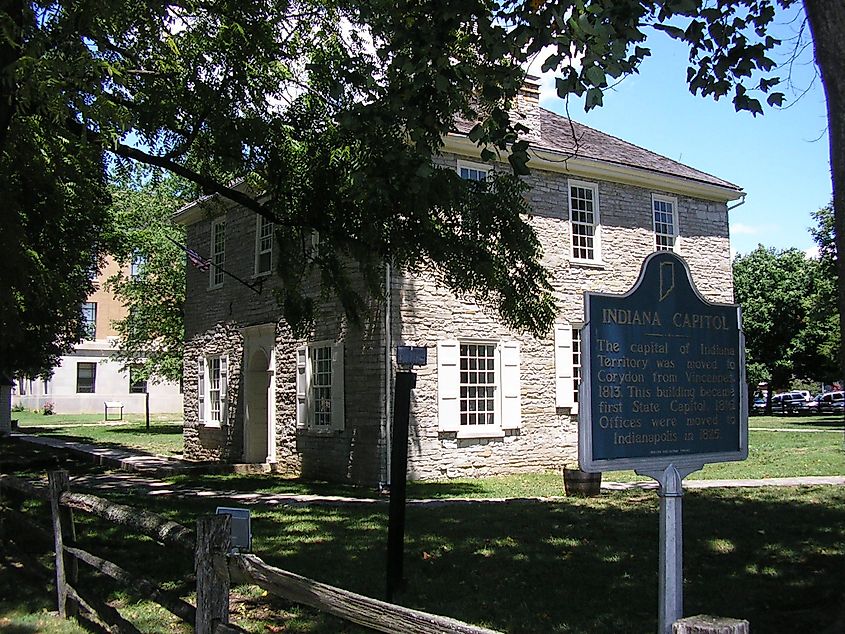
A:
[[386, 371, 415, 602], [145, 391, 150, 432]]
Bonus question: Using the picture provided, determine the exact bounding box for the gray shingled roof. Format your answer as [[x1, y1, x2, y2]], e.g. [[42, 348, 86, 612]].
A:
[[454, 108, 740, 191]]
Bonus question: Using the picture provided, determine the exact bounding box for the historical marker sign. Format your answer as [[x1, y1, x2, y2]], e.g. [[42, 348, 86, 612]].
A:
[[579, 251, 748, 473]]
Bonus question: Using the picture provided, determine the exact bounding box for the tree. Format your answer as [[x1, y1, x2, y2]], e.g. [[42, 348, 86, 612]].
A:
[[500, 0, 845, 375], [106, 170, 190, 383], [0, 114, 111, 378], [733, 246, 813, 406], [794, 203, 841, 384], [0, 1, 557, 343], [3, 1, 845, 370]]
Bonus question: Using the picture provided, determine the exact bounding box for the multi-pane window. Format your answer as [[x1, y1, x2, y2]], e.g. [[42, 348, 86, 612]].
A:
[[438, 339, 520, 434], [208, 357, 222, 424], [570, 182, 600, 261], [81, 302, 97, 339], [296, 342, 345, 431], [255, 216, 273, 275], [653, 195, 678, 251], [76, 362, 96, 393], [198, 355, 227, 426], [130, 253, 145, 279], [572, 327, 582, 406], [129, 366, 147, 394], [210, 219, 226, 287], [458, 161, 489, 182], [310, 345, 333, 427], [459, 344, 497, 427]]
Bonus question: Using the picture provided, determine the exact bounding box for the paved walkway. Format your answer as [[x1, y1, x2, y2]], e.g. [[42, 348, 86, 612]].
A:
[[9, 431, 201, 475], [8, 432, 845, 508]]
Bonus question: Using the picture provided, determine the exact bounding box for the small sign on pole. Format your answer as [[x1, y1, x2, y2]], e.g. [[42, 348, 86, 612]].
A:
[[579, 251, 747, 634]]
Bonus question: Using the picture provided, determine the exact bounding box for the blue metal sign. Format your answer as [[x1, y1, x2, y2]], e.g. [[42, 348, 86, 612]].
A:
[[397, 346, 427, 367], [579, 251, 747, 472]]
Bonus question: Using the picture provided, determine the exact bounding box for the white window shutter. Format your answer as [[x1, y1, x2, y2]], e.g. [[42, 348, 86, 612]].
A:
[[331, 342, 345, 431], [555, 324, 575, 408], [197, 357, 205, 423], [500, 341, 521, 429], [295, 346, 308, 428], [437, 340, 460, 432], [220, 355, 228, 424]]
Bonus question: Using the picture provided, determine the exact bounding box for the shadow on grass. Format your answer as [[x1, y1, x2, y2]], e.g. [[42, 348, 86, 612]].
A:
[[0, 439, 109, 477], [167, 473, 382, 499], [3, 472, 844, 633], [89, 486, 844, 634], [246, 487, 845, 634]]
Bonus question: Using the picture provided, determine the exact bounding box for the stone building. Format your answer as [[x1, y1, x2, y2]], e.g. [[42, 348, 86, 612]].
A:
[[175, 82, 743, 485]]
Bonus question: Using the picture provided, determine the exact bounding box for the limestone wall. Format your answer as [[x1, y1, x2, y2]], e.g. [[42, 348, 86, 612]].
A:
[[181, 153, 732, 484]]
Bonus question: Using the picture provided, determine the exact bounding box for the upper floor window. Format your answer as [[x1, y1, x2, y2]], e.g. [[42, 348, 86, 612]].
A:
[[437, 339, 520, 437], [255, 216, 273, 276], [210, 219, 226, 288], [296, 341, 345, 431], [653, 194, 679, 252], [569, 181, 600, 262], [457, 160, 490, 182], [130, 252, 146, 279], [81, 302, 97, 339]]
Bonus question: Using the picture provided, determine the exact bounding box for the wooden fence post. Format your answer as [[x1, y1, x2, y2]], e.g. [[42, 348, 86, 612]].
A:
[[48, 470, 78, 618], [195, 514, 232, 634]]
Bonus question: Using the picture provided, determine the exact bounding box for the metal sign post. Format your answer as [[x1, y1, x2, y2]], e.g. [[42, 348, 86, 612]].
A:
[[637, 463, 702, 633], [579, 252, 748, 634], [385, 346, 427, 602]]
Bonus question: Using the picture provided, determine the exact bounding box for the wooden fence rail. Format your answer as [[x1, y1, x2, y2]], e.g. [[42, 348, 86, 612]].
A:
[[1, 471, 500, 634], [229, 549, 500, 634]]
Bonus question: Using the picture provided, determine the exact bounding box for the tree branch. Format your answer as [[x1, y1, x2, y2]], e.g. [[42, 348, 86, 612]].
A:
[[64, 118, 281, 223]]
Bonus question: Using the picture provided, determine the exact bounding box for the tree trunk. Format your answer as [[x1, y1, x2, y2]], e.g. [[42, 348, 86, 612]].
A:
[[803, 0, 845, 386]]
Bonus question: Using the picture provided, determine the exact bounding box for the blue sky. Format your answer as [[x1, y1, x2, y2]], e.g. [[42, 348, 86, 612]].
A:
[[533, 15, 831, 258]]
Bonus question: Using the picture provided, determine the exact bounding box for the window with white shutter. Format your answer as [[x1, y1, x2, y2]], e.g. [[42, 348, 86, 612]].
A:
[[295, 341, 345, 431], [199, 354, 228, 426], [437, 339, 520, 437], [555, 324, 575, 409]]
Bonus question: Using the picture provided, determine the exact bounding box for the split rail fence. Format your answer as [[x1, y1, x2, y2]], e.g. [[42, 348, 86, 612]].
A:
[[0, 470, 498, 634]]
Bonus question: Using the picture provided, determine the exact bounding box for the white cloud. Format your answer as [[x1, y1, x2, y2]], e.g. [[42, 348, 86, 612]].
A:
[[804, 245, 820, 259]]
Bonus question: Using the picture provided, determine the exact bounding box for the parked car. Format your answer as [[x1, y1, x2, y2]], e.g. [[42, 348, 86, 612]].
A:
[[770, 392, 813, 415], [815, 391, 844, 415], [751, 395, 767, 415]]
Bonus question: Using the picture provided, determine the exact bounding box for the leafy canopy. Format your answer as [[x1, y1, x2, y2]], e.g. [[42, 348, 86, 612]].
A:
[[0, 0, 815, 368], [733, 239, 839, 392], [105, 168, 191, 383]]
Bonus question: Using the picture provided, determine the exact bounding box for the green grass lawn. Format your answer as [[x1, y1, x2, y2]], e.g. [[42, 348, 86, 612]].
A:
[[170, 413, 843, 500], [2, 432, 844, 633], [4, 482, 842, 633], [12, 410, 184, 457]]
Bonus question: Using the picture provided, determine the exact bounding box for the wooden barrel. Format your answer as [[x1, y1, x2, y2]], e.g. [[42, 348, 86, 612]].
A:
[[563, 468, 602, 497]]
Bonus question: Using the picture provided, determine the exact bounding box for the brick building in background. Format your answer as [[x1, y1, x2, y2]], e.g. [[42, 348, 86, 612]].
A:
[[12, 257, 183, 415]]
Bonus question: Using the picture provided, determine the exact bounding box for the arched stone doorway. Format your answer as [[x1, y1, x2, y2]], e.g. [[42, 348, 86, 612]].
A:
[[242, 325, 275, 463]]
